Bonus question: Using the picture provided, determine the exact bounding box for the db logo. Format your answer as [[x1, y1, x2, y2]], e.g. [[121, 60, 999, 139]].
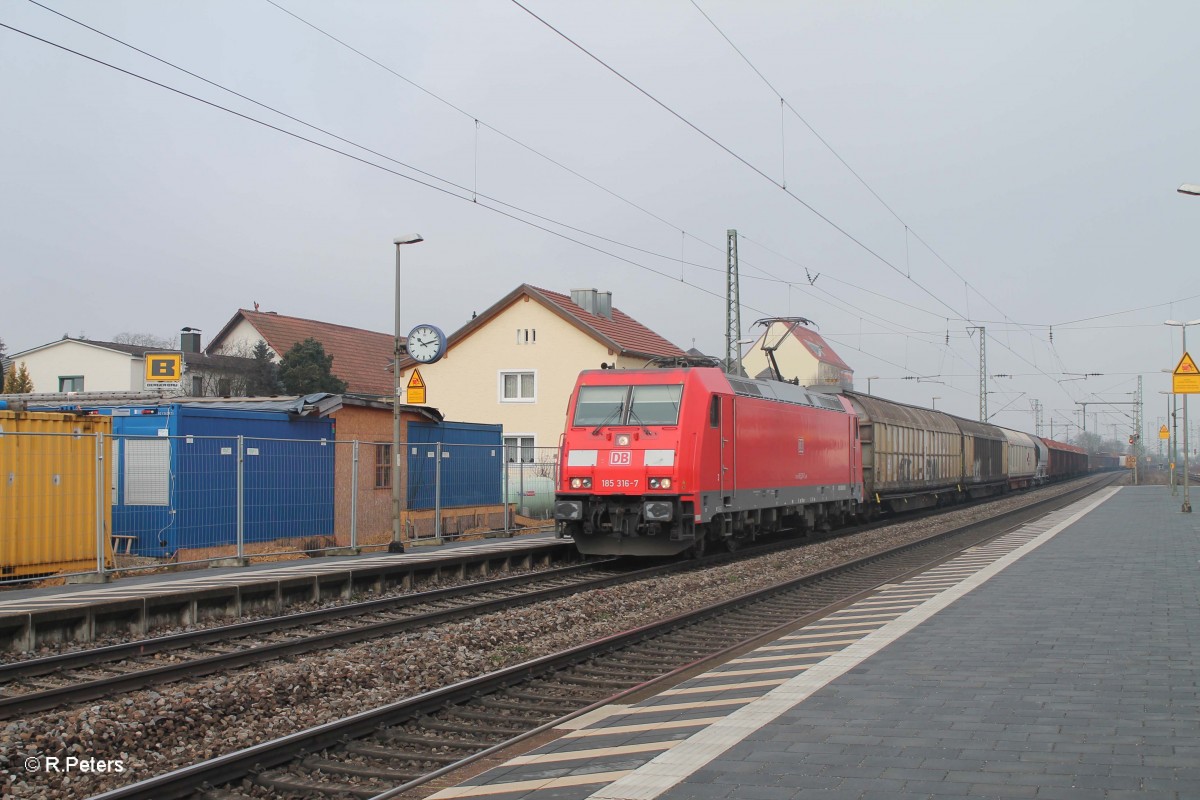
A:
[[609, 451, 632, 466]]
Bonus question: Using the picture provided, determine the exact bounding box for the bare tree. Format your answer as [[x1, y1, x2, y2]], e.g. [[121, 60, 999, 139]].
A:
[[112, 332, 174, 348]]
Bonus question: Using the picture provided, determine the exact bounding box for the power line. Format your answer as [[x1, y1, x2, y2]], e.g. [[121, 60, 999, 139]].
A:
[[507, 0, 970, 324], [23, 0, 984, 380]]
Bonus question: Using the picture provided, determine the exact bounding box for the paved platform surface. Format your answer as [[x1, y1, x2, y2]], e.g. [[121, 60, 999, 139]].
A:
[[428, 485, 1200, 800]]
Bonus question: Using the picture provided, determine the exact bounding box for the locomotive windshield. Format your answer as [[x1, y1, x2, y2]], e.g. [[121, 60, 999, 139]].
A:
[[573, 384, 684, 427]]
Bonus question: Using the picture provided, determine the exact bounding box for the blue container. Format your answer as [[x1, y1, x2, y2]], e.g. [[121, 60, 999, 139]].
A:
[[38, 404, 334, 558], [406, 421, 503, 510]]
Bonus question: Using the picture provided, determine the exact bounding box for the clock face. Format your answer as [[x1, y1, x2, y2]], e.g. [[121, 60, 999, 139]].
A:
[[406, 324, 446, 364]]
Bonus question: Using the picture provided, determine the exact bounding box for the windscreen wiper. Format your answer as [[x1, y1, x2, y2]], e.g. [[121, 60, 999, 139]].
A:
[[627, 408, 656, 437], [592, 406, 624, 435]]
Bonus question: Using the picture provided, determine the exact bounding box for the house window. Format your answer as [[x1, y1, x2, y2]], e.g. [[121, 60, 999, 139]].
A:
[[500, 371, 536, 402], [217, 378, 232, 396], [191, 376, 204, 396], [375, 444, 392, 489], [516, 328, 537, 344], [504, 435, 535, 463], [59, 376, 84, 392]]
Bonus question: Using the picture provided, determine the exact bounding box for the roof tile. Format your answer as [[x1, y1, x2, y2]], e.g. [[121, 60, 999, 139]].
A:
[[215, 310, 394, 395]]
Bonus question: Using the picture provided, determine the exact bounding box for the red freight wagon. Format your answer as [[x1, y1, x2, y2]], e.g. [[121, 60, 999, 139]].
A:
[[555, 367, 862, 556]]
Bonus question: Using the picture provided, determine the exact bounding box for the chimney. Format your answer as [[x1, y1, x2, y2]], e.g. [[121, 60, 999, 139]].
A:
[[180, 327, 202, 353], [570, 289, 613, 319]]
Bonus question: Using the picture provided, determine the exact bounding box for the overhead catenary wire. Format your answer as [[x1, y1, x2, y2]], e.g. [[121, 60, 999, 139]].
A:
[[507, 0, 971, 325], [508, 1, 1101, 402], [21, 0, 970, 383], [11, 3, 1159, 420]]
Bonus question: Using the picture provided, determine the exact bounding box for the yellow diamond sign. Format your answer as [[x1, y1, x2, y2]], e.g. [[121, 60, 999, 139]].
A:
[[1160, 425, 1170, 440], [1173, 351, 1200, 394]]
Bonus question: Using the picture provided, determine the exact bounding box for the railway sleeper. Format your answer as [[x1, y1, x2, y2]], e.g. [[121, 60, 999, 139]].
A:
[[344, 741, 466, 764], [415, 718, 527, 737], [371, 730, 488, 750], [448, 707, 555, 724], [554, 674, 639, 689], [254, 769, 377, 799], [597, 652, 684, 666], [477, 698, 581, 715], [583, 661, 667, 678], [501, 688, 582, 703], [627, 643, 708, 658], [301, 755, 422, 782]]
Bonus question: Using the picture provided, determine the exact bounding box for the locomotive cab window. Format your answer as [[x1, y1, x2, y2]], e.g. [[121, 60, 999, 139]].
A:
[[629, 385, 683, 425], [709, 395, 720, 427], [573, 384, 683, 427], [573, 386, 627, 426]]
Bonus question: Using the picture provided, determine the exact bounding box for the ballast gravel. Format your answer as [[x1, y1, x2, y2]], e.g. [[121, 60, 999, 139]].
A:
[[1, 480, 1101, 799]]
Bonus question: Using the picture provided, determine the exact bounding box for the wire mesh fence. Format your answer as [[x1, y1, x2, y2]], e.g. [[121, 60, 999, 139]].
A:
[[1, 432, 560, 584]]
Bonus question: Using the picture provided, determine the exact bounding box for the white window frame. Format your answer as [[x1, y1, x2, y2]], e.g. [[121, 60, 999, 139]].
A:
[[499, 370, 537, 403], [503, 434, 537, 464]]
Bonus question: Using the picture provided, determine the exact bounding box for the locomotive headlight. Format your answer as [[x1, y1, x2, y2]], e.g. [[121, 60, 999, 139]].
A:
[[569, 477, 592, 489], [648, 477, 673, 490], [615, 434, 632, 447]]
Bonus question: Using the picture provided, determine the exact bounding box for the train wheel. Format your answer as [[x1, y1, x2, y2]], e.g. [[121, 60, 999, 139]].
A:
[[689, 531, 708, 559]]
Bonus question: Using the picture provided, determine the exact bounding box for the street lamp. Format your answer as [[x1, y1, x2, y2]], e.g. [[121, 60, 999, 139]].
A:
[[392, 234, 424, 552], [1165, 318, 1200, 513], [866, 375, 879, 395]]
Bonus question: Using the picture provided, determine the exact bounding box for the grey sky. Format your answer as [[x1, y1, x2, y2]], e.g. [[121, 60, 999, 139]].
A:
[[3, 1, 1197, 439]]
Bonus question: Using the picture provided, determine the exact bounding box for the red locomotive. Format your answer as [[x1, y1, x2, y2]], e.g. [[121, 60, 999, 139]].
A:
[[555, 365, 1090, 557], [554, 366, 861, 556]]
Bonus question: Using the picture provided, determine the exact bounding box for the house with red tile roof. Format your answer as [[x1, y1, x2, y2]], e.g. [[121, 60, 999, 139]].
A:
[[396, 285, 687, 464], [740, 319, 854, 388], [206, 309, 395, 395]]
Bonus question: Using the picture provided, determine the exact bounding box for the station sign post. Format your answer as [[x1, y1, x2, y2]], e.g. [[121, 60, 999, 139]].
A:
[[1173, 352, 1198, 513], [144, 351, 183, 390]]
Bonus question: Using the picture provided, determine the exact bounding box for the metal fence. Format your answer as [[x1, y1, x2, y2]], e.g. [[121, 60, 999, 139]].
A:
[[1, 432, 560, 584]]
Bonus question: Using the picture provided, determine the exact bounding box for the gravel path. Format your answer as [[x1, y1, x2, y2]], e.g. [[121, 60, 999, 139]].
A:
[[1, 479, 1103, 799]]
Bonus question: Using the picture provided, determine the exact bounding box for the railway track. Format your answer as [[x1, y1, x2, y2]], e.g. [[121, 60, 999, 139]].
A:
[[0, 531, 831, 720], [0, 561, 639, 719], [92, 474, 1119, 800], [0, 490, 965, 719]]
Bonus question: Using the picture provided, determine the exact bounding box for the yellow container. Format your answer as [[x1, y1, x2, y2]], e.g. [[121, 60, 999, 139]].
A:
[[0, 411, 114, 578]]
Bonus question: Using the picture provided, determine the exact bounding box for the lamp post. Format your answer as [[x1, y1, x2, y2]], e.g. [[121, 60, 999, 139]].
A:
[[1160, 383, 1178, 495], [1173, 182, 1200, 508], [1165, 318, 1200, 513], [392, 234, 424, 552], [866, 375, 879, 395]]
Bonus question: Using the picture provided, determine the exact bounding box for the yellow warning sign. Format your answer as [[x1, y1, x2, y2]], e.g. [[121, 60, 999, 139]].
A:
[[406, 369, 427, 404], [1160, 425, 1170, 440], [1173, 351, 1200, 394]]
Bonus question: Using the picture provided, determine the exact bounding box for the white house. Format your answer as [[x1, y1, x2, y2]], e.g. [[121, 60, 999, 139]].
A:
[[5, 333, 254, 397]]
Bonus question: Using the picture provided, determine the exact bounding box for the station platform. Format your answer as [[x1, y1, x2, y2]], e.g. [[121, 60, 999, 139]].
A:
[[426, 484, 1200, 800], [0, 533, 566, 651]]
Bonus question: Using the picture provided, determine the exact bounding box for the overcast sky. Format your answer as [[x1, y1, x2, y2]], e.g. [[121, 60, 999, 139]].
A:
[[3, 1, 1198, 440]]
